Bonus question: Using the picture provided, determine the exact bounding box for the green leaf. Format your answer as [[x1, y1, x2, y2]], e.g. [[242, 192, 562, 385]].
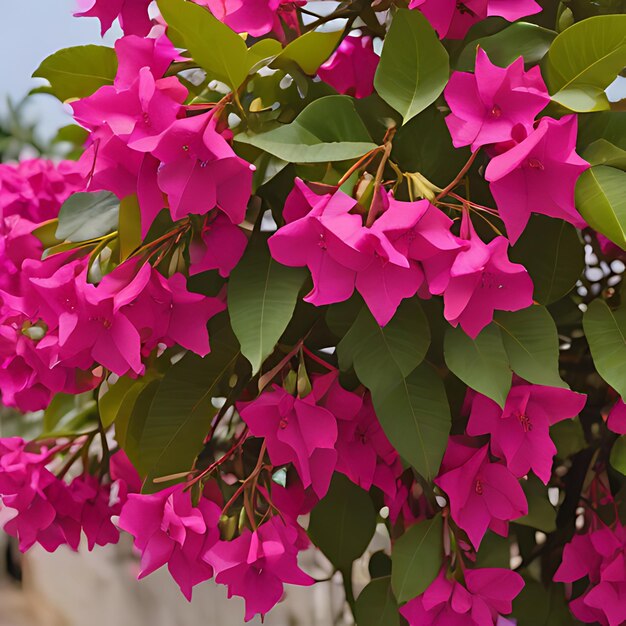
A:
[[308, 474, 377, 571], [99, 374, 158, 429], [544, 14, 626, 112], [355, 577, 400, 626], [510, 216, 585, 305], [33, 45, 117, 102], [584, 139, 626, 169], [457, 22, 556, 71], [272, 29, 344, 75], [157, 0, 248, 89], [375, 9, 449, 124], [610, 436, 626, 475], [56, 191, 119, 242], [391, 515, 443, 603], [337, 299, 430, 400], [583, 299, 626, 398], [444, 324, 512, 408], [576, 166, 626, 248], [118, 195, 142, 260], [126, 315, 242, 489], [374, 363, 450, 479], [235, 95, 377, 163], [475, 532, 511, 569], [513, 580, 575, 626], [517, 475, 557, 532], [495, 307, 566, 388], [246, 39, 283, 72], [228, 236, 306, 374]]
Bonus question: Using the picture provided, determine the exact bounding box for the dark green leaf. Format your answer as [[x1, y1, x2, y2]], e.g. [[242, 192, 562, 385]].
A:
[[33, 45, 117, 102], [584, 299, 626, 398], [513, 579, 576, 626], [355, 577, 400, 626], [517, 475, 557, 532], [391, 515, 443, 603], [375, 10, 449, 124], [157, 0, 248, 89], [457, 23, 555, 71], [495, 307, 566, 388], [228, 236, 306, 374], [235, 95, 377, 163], [610, 436, 626, 475], [337, 299, 430, 400], [510, 216, 584, 305], [544, 14, 626, 111], [374, 363, 450, 479], [444, 324, 511, 408], [56, 191, 119, 242], [475, 532, 511, 569], [576, 165, 626, 248], [127, 315, 243, 489], [308, 474, 377, 571]]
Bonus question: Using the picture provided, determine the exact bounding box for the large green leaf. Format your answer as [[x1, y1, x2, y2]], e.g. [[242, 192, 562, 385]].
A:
[[228, 236, 306, 374], [513, 580, 576, 626], [516, 475, 557, 533], [374, 363, 450, 479], [355, 577, 400, 626], [576, 166, 626, 249], [610, 436, 626, 475], [391, 515, 443, 603], [235, 96, 377, 163], [308, 474, 377, 571], [584, 299, 626, 398], [375, 10, 449, 124], [126, 315, 242, 490], [337, 299, 430, 400], [495, 307, 566, 388], [544, 14, 626, 112], [510, 216, 585, 305], [457, 23, 556, 71], [56, 192, 119, 242], [272, 29, 344, 75], [584, 139, 626, 169], [157, 0, 248, 89], [444, 324, 512, 408], [33, 45, 117, 102]]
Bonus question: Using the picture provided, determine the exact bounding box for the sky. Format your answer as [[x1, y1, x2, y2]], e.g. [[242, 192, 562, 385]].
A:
[[0, 0, 119, 141]]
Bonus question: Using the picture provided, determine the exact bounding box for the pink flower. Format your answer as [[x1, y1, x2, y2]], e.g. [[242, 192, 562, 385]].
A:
[[434, 437, 527, 549], [133, 110, 254, 233], [554, 524, 626, 626], [0, 438, 81, 552], [485, 115, 590, 243], [68, 475, 122, 550], [189, 212, 248, 277], [409, 0, 541, 40], [75, 0, 153, 36], [118, 484, 221, 600], [206, 517, 315, 622], [238, 385, 338, 498], [268, 181, 367, 306], [467, 383, 587, 483], [607, 399, 626, 435], [444, 50, 549, 152], [400, 567, 524, 625], [429, 212, 533, 338], [318, 35, 379, 99]]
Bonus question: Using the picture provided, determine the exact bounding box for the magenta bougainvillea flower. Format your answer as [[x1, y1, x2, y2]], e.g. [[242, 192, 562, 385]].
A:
[[206, 517, 314, 622], [435, 437, 527, 548], [318, 35, 379, 99], [400, 567, 524, 624], [199, 0, 292, 37], [75, 0, 153, 36], [238, 385, 338, 498], [467, 383, 587, 483], [427, 211, 533, 338], [607, 399, 626, 434], [554, 524, 626, 626], [445, 50, 550, 152], [189, 212, 248, 277], [486, 115, 590, 243], [409, 0, 541, 39], [118, 484, 221, 600]]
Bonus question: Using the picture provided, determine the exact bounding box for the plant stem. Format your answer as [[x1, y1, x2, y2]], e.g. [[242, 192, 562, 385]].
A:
[[436, 151, 479, 202]]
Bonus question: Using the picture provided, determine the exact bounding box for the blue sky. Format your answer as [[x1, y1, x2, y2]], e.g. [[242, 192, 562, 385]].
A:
[[0, 0, 119, 140]]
